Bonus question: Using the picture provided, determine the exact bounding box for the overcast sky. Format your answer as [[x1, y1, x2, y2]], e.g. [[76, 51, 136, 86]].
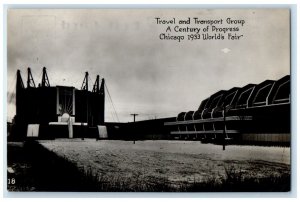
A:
[[7, 9, 290, 122]]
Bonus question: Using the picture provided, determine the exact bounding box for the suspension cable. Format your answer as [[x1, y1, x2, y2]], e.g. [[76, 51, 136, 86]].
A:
[[104, 83, 120, 122], [104, 89, 116, 122]]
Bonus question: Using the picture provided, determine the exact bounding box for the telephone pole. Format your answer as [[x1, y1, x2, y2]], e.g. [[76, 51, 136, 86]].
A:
[[131, 113, 138, 122], [223, 105, 226, 151], [131, 113, 139, 144]]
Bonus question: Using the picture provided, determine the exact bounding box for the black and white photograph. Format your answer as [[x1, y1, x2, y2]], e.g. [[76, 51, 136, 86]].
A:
[[6, 8, 291, 192]]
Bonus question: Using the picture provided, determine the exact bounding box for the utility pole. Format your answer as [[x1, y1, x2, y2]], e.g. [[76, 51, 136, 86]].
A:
[[223, 105, 226, 151], [131, 113, 138, 122], [131, 113, 138, 144]]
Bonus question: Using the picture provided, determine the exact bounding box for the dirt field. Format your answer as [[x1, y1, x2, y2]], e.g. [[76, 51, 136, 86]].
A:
[[39, 139, 290, 188]]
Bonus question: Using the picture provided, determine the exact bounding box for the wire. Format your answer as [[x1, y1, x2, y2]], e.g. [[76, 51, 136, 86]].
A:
[[104, 83, 120, 122], [88, 74, 94, 92], [108, 100, 116, 122], [36, 68, 43, 86], [66, 91, 73, 115], [46, 67, 56, 86], [107, 93, 117, 122], [104, 90, 116, 122]]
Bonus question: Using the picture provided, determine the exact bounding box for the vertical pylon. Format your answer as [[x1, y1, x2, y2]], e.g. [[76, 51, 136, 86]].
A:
[[100, 78, 105, 123], [16, 70, 24, 89], [100, 78, 105, 96], [16, 69, 25, 118], [92, 75, 100, 93], [41, 67, 50, 87], [27, 67, 36, 88], [81, 72, 89, 91]]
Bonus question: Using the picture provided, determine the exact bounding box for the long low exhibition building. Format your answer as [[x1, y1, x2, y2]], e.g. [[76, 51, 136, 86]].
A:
[[164, 75, 290, 145]]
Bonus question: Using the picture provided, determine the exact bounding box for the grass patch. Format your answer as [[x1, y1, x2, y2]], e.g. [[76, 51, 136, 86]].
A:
[[7, 141, 290, 192], [8, 141, 100, 191]]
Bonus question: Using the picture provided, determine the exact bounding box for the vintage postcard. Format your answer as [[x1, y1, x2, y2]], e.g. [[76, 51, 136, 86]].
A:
[[6, 8, 290, 192]]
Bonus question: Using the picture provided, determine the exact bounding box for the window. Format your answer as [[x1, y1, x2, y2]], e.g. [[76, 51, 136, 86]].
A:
[[198, 98, 209, 111], [224, 91, 237, 107], [237, 87, 254, 107], [273, 81, 290, 104], [209, 95, 222, 109], [57, 87, 74, 115], [253, 84, 272, 104]]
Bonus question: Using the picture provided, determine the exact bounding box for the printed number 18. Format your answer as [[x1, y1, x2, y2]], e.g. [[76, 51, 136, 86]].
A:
[[8, 178, 15, 185]]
